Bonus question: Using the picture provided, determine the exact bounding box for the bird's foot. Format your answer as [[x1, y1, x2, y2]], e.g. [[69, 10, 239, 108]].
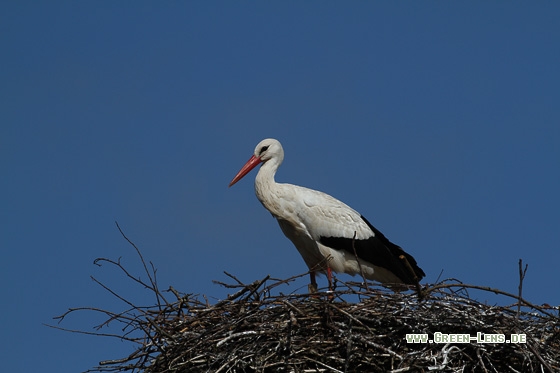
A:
[[308, 282, 318, 294]]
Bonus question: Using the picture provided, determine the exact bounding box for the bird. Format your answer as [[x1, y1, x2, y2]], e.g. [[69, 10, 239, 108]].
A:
[[229, 138, 425, 292]]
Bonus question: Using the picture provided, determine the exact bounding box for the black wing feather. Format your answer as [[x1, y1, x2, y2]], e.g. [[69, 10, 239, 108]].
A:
[[319, 215, 425, 284]]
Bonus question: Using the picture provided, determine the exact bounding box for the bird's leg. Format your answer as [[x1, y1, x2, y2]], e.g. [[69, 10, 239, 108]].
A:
[[326, 267, 335, 300], [308, 271, 318, 293]]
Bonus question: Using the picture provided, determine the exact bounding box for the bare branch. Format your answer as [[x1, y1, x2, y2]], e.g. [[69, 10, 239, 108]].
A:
[[517, 258, 529, 322]]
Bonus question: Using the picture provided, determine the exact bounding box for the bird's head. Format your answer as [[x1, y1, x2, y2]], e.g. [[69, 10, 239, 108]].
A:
[[253, 138, 283, 162], [229, 138, 284, 187]]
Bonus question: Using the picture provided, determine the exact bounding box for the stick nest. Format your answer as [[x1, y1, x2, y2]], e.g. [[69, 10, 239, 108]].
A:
[[51, 227, 559, 373]]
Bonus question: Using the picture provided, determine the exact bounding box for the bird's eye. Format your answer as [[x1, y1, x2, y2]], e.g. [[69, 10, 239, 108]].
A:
[[260, 145, 269, 154]]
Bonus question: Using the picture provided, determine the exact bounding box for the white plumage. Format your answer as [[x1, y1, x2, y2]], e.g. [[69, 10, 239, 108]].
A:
[[229, 138, 425, 290]]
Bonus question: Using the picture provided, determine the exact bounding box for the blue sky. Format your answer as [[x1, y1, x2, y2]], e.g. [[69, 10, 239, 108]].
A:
[[2, 2, 559, 372]]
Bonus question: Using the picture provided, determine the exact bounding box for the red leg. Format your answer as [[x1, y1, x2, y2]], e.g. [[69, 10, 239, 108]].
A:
[[327, 267, 333, 291]]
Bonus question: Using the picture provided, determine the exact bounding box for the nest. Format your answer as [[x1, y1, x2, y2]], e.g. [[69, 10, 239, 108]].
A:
[[51, 226, 560, 373]]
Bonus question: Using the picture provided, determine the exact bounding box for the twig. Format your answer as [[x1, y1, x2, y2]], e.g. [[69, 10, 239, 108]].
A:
[[44, 322, 140, 343], [212, 276, 269, 309], [115, 221, 168, 307], [305, 357, 345, 373], [90, 275, 138, 310], [525, 340, 555, 373], [517, 258, 528, 322], [216, 330, 259, 347], [425, 282, 559, 320]]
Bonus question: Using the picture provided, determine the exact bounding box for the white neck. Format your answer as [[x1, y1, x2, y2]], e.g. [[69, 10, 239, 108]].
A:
[[254, 158, 281, 216]]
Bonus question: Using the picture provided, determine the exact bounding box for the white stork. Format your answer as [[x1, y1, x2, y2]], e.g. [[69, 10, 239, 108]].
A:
[[229, 138, 425, 291]]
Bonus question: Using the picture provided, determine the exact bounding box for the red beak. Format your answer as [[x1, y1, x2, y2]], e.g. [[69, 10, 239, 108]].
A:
[[229, 155, 262, 187]]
